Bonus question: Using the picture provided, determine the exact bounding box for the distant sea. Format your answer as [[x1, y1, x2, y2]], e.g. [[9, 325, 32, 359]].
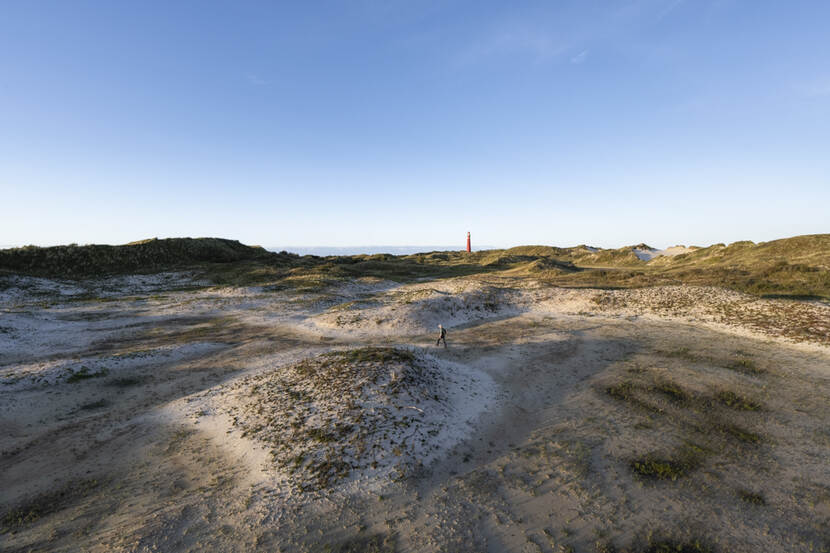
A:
[[268, 246, 494, 256]]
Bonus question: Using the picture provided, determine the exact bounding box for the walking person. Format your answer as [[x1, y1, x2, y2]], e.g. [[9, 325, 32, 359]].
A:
[[436, 324, 447, 348]]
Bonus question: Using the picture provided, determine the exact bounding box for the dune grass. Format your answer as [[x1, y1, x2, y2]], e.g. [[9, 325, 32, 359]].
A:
[[3, 234, 828, 299]]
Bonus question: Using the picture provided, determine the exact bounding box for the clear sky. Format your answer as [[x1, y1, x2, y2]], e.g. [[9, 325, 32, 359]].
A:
[[1, 1, 828, 250]]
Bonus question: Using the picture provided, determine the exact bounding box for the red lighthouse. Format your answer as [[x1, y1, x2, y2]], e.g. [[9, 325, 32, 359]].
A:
[[466, 232, 471, 252]]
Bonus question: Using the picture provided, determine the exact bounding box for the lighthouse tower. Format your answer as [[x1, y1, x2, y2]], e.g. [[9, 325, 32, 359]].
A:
[[466, 232, 471, 252]]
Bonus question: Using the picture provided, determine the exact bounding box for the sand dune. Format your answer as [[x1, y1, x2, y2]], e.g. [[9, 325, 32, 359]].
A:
[[632, 245, 697, 261], [1, 272, 828, 552]]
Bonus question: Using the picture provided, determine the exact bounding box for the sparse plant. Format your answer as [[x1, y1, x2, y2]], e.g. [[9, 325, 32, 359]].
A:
[[716, 423, 762, 444], [0, 479, 99, 534], [107, 375, 146, 387], [716, 390, 761, 411], [78, 399, 108, 410], [726, 358, 764, 376], [630, 444, 704, 481], [652, 379, 690, 403], [737, 488, 766, 505], [66, 366, 109, 383], [644, 539, 712, 553], [630, 457, 688, 481]]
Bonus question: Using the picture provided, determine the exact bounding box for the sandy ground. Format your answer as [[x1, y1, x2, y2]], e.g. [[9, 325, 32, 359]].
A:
[[632, 246, 696, 261], [1, 273, 829, 552]]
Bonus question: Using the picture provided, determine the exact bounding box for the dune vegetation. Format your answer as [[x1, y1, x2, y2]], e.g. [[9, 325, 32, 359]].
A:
[[1, 234, 828, 552], [2, 234, 828, 299]]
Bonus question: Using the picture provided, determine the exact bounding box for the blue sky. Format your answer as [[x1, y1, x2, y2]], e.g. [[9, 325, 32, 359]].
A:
[[1, 1, 828, 249]]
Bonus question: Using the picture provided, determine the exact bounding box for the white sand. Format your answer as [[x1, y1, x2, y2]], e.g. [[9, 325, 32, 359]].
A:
[[632, 245, 696, 261]]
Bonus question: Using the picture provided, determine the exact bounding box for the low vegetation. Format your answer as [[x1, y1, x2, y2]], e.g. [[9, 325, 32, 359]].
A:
[[0, 237, 281, 277], [3, 234, 828, 299], [630, 444, 705, 481], [736, 488, 766, 505], [222, 347, 464, 491], [604, 361, 767, 483], [642, 539, 713, 553], [324, 533, 397, 553], [715, 390, 761, 411], [597, 533, 714, 553], [65, 366, 109, 383], [0, 479, 99, 535], [725, 358, 764, 376]]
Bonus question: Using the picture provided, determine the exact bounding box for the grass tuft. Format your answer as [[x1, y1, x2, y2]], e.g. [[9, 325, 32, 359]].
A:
[[66, 366, 109, 383], [606, 381, 637, 402], [737, 488, 766, 505], [630, 444, 704, 481], [652, 379, 690, 403], [630, 457, 689, 481], [644, 539, 713, 553], [716, 423, 762, 444], [725, 358, 764, 376], [307, 428, 336, 443], [716, 390, 761, 411], [79, 399, 109, 410]]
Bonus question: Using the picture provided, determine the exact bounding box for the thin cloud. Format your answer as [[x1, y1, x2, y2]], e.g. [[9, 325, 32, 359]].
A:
[[570, 49, 589, 64], [453, 0, 682, 68], [246, 73, 267, 86], [455, 29, 568, 65]]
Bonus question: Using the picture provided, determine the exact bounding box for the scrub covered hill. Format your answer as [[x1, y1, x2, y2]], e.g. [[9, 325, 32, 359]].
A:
[[1, 234, 828, 299], [635, 234, 830, 299], [0, 238, 286, 277]]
